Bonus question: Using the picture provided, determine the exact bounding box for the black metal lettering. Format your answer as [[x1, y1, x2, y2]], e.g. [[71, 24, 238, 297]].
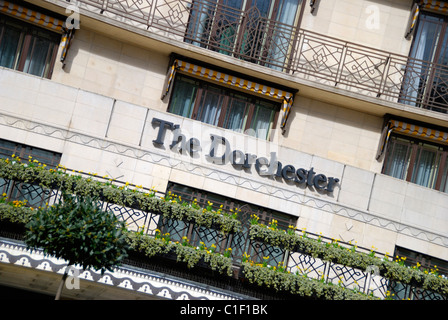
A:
[[151, 118, 174, 146]]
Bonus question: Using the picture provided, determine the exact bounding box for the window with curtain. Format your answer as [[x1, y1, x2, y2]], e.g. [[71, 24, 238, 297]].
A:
[[0, 14, 60, 79], [185, 0, 303, 70], [382, 135, 448, 192], [0, 139, 62, 208], [168, 74, 280, 140], [401, 11, 448, 112]]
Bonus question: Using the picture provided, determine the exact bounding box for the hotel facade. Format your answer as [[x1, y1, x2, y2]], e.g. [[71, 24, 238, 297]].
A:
[[0, 0, 447, 300]]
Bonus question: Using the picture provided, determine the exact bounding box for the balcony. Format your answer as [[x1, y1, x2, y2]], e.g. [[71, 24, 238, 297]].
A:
[[0, 156, 447, 300], [57, 0, 448, 114]]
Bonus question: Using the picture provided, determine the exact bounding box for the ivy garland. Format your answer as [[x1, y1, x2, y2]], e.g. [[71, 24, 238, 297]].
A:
[[126, 232, 233, 276], [0, 201, 34, 224], [249, 223, 448, 297], [241, 261, 378, 300], [0, 157, 241, 234], [2, 157, 448, 299], [0, 202, 233, 276]]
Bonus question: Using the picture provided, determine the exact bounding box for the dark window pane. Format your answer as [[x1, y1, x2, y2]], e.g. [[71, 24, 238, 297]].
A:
[[196, 86, 225, 125], [168, 74, 280, 139], [0, 139, 62, 207], [0, 24, 21, 69], [383, 138, 412, 180], [168, 76, 199, 118], [0, 14, 60, 79]]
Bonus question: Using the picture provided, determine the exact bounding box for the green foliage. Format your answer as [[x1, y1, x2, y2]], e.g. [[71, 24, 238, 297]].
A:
[[24, 193, 128, 274], [0, 157, 241, 234], [249, 222, 448, 297], [242, 261, 378, 300], [126, 232, 233, 276], [2, 157, 448, 299], [0, 195, 34, 224]]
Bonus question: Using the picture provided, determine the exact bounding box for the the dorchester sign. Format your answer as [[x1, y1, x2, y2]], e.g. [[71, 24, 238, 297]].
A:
[[152, 118, 339, 193]]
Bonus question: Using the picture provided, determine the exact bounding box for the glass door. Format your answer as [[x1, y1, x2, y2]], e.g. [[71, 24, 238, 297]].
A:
[[185, 0, 303, 70], [401, 12, 448, 112]]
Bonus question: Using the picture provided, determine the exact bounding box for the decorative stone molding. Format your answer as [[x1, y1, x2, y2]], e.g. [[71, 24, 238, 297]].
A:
[[0, 110, 447, 248]]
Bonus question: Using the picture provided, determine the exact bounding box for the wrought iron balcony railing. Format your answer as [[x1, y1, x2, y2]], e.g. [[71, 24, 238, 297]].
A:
[[71, 0, 448, 113], [0, 159, 447, 300]]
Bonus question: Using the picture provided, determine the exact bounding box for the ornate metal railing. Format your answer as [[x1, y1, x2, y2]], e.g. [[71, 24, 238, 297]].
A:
[[247, 230, 447, 300], [69, 0, 448, 113], [0, 162, 447, 299]]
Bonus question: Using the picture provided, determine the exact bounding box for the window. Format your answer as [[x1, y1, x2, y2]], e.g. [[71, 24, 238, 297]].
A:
[[160, 182, 297, 264], [395, 246, 448, 277], [390, 246, 448, 300], [0, 139, 62, 207], [401, 11, 448, 112], [185, 0, 303, 70], [382, 134, 448, 192], [0, 14, 60, 79], [168, 74, 280, 139]]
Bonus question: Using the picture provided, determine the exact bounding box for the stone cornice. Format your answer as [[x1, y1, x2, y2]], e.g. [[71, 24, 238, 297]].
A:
[[0, 238, 243, 300]]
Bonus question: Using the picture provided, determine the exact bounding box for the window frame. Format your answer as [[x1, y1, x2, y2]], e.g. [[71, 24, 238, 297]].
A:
[[167, 73, 281, 140], [0, 139, 62, 208], [402, 10, 448, 112], [162, 182, 297, 265], [395, 246, 448, 277], [0, 14, 60, 79], [382, 133, 448, 192], [185, 0, 305, 71]]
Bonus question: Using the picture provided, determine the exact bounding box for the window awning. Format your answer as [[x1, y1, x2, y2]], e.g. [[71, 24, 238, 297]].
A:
[[0, 0, 65, 32], [405, 3, 420, 39], [405, 1, 448, 39], [161, 59, 295, 133], [419, 0, 448, 14], [376, 119, 448, 160], [60, 28, 75, 63], [0, 0, 77, 63]]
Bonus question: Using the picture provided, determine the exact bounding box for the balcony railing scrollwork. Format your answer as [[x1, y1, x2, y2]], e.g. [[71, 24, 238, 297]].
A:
[[69, 0, 448, 113], [0, 157, 447, 299]]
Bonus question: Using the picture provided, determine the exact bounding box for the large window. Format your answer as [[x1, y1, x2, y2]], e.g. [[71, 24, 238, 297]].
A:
[[0, 14, 60, 79], [168, 74, 280, 139], [382, 134, 448, 192], [185, 0, 303, 70], [401, 11, 448, 112], [0, 139, 62, 207]]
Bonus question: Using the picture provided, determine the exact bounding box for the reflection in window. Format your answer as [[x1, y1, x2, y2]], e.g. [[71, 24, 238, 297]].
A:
[[401, 12, 448, 112], [168, 74, 279, 140], [185, 0, 303, 70], [382, 135, 448, 192], [0, 14, 60, 79]]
